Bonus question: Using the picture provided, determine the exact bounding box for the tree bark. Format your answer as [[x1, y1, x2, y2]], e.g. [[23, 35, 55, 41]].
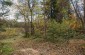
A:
[[30, 10, 34, 35], [84, 0, 85, 29]]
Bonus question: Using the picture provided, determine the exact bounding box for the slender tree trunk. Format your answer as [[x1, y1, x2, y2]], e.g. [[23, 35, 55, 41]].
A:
[[27, 0, 35, 35], [44, 14, 47, 37], [30, 10, 34, 35], [84, 0, 85, 29], [43, 0, 47, 37], [27, 18, 30, 37], [68, 0, 71, 18], [24, 17, 28, 37], [24, 16, 29, 37]]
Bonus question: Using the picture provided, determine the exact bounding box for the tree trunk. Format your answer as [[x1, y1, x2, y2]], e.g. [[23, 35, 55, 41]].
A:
[[30, 10, 34, 35], [84, 0, 85, 29], [43, 0, 47, 37], [44, 14, 47, 37], [24, 17, 29, 37]]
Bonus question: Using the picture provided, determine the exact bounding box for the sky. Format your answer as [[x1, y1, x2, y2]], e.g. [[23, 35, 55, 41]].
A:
[[73, 0, 84, 16], [0, 0, 84, 21], [0, 0, 18, 20], [7, 0, 43, 22]]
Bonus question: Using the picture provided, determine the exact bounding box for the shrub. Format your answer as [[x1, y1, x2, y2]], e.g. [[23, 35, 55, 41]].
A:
[[29, 19, 85, 43], [45, 19, 78, 43], [0, 28, 22, 39]]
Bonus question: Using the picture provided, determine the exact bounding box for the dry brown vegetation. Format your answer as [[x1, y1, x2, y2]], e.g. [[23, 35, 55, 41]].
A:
[[10, 38, 85, 55]]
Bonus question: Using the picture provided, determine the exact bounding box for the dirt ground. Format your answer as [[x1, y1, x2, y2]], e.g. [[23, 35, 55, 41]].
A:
[[11, 38, 85, 55]]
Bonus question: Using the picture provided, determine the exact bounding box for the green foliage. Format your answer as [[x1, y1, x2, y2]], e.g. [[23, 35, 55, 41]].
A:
[[73, 33, 85, 39], [0, 28, 22, 39], [0, 28, 6, 32], [0, 43, 13, 55], [44, 19, 82, 43], [0, 21, 6, 32], [2, 0, 13, 6], [28, 19, 85, 43], [34, 28, 42, 38], [45, 0, 69, 22]]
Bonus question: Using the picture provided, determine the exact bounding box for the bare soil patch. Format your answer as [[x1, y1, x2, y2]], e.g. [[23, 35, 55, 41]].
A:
[[11, 39, 85, 55]]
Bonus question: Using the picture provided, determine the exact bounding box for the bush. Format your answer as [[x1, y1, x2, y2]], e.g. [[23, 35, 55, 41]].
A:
[[0, 28, 22, 39], [45, 19, 80, 43], [0, 28, 6, 32], [29, 19, 85, 43]]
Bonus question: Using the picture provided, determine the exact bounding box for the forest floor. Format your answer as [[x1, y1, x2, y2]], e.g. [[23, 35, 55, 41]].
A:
[[1, 36, 85, 55]]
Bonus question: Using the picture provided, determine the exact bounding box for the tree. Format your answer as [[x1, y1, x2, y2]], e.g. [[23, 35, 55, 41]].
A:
[[16, 0, 37, 37], [28, 0, 37, 35], [70, 0, 84, 29], [42, 0, 47, 37], [50, 0, 57, 19], [16, 2, 30, 37], [0, 0, 12, 17], [84, 0, 85, 29], [44, 0, 69, 23], [0, 0, 12, 31]]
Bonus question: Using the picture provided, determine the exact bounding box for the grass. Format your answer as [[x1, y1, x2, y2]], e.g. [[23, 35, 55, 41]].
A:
[[0, 43, 14, 55], [0, 28, 23, 40]]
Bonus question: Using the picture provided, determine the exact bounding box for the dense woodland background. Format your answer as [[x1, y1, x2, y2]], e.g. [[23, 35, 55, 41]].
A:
[[0, 0, 85, 55]]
